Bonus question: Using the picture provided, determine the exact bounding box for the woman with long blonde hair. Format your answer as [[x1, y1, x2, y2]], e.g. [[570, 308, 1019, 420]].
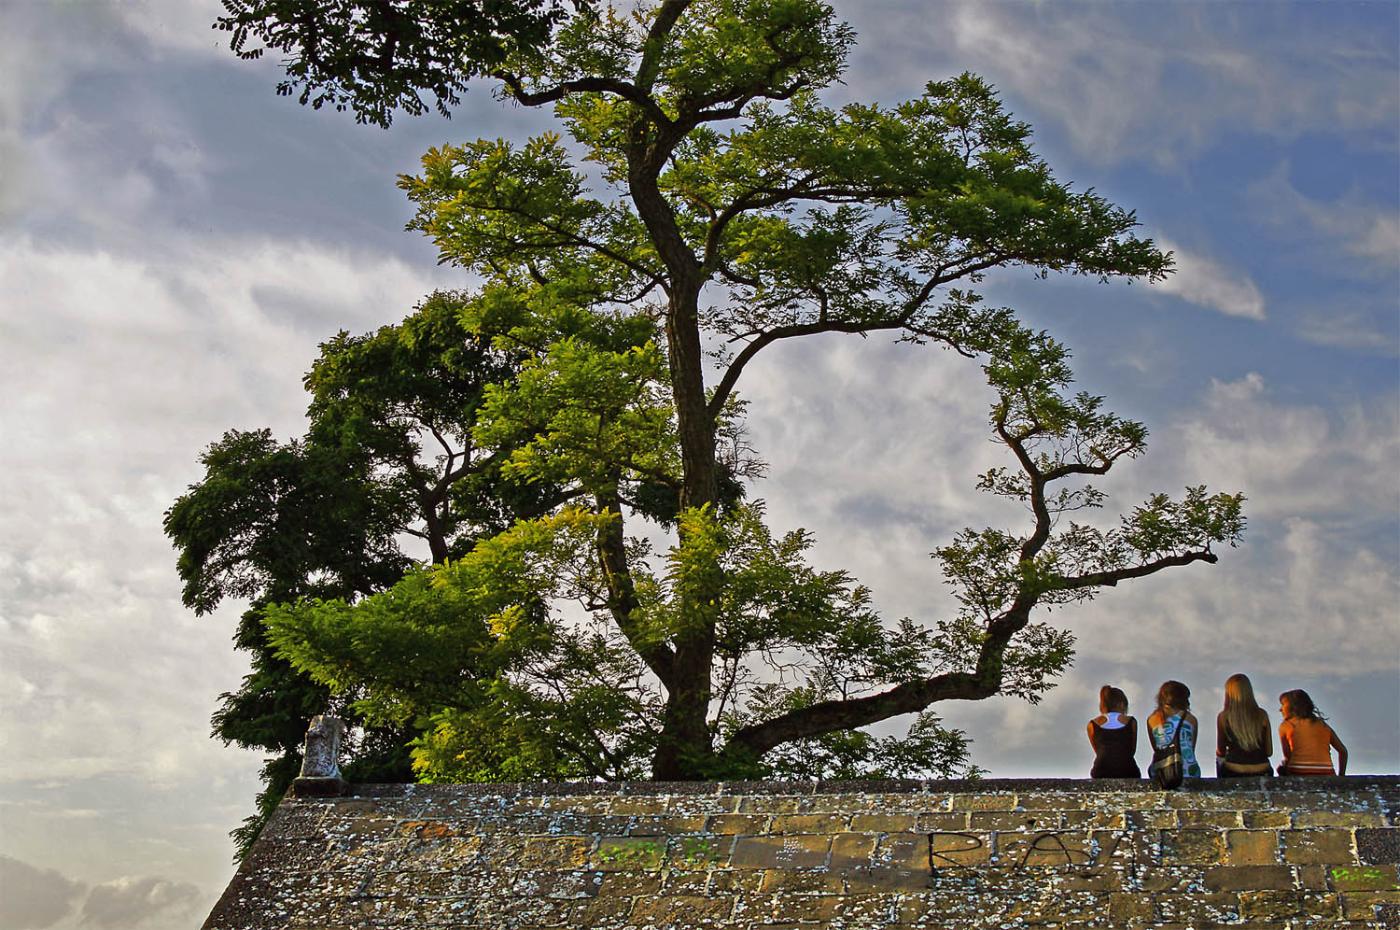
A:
[[1216, 673, 1273, 777]]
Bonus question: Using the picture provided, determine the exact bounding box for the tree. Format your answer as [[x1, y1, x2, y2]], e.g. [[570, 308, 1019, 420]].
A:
[[215, 0, 593, 126], [213, 0, 1242, 780], [164, 293, 568, 856]]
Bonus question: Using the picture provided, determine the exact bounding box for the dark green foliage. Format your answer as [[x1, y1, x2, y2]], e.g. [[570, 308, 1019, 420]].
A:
[[215, 0, 591, 126], [165, 295, 551, 859]]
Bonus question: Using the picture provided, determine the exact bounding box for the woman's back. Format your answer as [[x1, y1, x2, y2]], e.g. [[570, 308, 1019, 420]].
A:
[[1089, 713, 1141, 778], [1149, 709, 1201, 778], [1217, 708, 1272, 776], [1281, 718, 1338, 776]]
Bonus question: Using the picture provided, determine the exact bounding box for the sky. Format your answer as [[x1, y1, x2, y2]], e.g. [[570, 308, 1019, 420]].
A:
[[1, 0, 1397, 926]]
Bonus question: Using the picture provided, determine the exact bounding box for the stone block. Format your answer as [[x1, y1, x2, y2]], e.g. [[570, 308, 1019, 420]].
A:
[[842, 867, 928, 893], [1160, 828, 1226, 864], [868, 832, 920, 872], [1237, 889, 1304, 920], [1340, 889, 1400, 919], [509, 869, 603, 899], [913, 811, 971, 832], [1243, 810, 1292, 829], [770, 893, 840, 923], [950, 793, 1018, 811], [626, 814, 708, 835], [1124, 809, 1178, 829], [1204, 865, 1295, 891], [759, 869, 845, 894], [848, 813, 917, 833], [968, 810, 1052, 831], [739, 795, 800, 813], [396, 835, 484, 869], [730, 834, 831, 869], [1282, 828, 1357, 865], [1331, 864, 1400, 891], [702, 870, 764, 894], [1178, 808, 1244, 828], [1153, 891, 1241, 923], [1296, 810, 1388, 828], [770, 813, 847, 834], [592, 836, 666, 871], [828, 832, 876, 869], [994, 830, 1092, 868], [627, 890, 733, 924], [1062, 809, 1127, 829], [925, 831, 990, 869], [1227, 829, 1280, 865], [706, 813, 770, 834], [668, 834, 732, 869], [521, 835, 593, 870], [1107, 891, 1155, 921], [1358, 827, 1400, 864]]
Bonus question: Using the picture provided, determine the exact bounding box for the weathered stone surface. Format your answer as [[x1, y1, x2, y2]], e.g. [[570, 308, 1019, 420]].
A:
[[203, 776, 1400, 930], [1359, 827, 1400, 864]]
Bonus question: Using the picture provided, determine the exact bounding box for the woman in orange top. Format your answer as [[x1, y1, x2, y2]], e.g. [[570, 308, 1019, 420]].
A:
[[1278, 689, 1348, 776]]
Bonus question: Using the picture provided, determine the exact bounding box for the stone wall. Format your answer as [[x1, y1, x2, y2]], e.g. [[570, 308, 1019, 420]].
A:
[[203, 777, 1400, 929]]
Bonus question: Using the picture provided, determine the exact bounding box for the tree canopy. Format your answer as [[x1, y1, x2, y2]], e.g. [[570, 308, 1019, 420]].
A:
[[195, 0, 1245, 798]]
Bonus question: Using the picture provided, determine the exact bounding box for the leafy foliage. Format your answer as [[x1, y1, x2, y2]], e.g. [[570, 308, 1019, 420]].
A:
[[215, 0, 591, 126], [165, 295, 559, 857], [200, 0, 1246, 793]]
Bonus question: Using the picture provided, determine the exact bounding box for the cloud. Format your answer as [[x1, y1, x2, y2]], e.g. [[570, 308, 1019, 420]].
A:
[[0, 233, 449, 788], [1249, 163, 1400, 271], [844, 1, 1399, 167], [1149, 239, 1266, 319], [0, 857, 204, 930], [1294, 305, 1399, 356], [0, 856, 85, 930], [1162, 372, 1400, 523], [79, 876, 202, 929]]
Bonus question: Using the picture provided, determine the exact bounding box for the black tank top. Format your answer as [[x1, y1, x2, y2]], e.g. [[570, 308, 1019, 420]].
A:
[[1090, 719, 1142, 778], [1220, 718, 1270, 765]]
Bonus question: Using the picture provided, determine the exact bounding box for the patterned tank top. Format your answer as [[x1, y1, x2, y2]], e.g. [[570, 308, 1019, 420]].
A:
[[1150, 713, 1201, 778]]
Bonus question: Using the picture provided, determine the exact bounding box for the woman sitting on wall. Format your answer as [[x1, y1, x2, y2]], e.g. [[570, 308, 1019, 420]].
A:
[[1087, 685, 1142, 779], [1148, 680, 1202, 779], [1278, 689, 1348, 776], [1215, 673, 1273, 778]]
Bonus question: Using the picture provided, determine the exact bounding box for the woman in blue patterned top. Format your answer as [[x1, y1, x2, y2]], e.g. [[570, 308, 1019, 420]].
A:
[[1147, 680, 1201, 778]]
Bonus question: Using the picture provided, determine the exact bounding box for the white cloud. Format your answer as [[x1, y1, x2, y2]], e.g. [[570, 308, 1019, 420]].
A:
[[1162, 372, 1400, 522], [0, 857, 205, 930], [1295, 306, 1399, 356], [1150, 239, 1266, 320], [0, 232, 452, 901], [844, 1, 1399, 167], [79, 875, 203, 930], [1250, 163, 1400, 271], [0, 856, 85, 930]]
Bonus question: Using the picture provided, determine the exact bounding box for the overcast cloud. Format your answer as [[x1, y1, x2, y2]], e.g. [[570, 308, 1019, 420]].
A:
[[1, 0, 1396, 919]]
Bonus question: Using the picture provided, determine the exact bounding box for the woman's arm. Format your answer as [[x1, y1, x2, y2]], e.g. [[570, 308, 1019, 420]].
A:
[[1087, 720, 1097, 750], [1279, 721, 1294, 769], [1330, 728, 1348, 776]]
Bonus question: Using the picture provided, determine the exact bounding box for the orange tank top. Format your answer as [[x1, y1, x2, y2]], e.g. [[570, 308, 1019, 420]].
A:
[[1281, 718, 1336, 775]]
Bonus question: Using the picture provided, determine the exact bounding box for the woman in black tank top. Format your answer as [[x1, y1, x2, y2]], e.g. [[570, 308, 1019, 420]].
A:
[[1087, 685, 1142, 778]]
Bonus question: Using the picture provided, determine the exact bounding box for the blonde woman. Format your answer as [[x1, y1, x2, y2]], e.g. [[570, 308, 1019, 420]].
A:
[[1215, 674, 1273, 777]]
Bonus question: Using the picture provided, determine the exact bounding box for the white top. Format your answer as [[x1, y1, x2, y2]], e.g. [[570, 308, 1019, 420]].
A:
[[1100, 711, 1127, 730]]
